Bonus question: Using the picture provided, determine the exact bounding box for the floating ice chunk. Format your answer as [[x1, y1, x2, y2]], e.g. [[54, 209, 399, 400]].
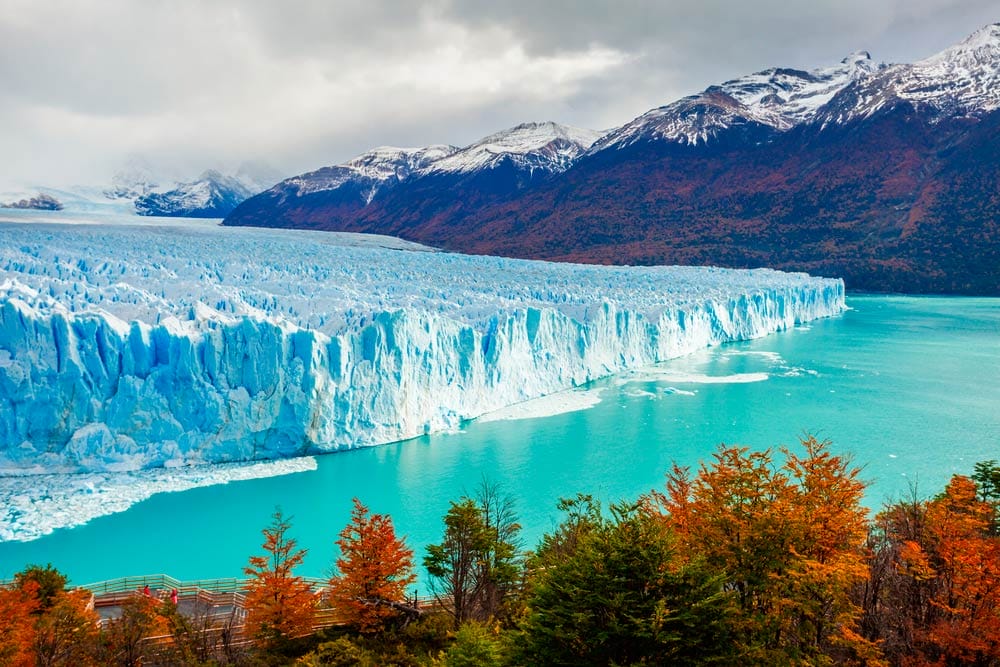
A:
[[624, 370, 771, 385], [0, 457, 318, 542], [722, 350, 785, 363], [476, 387, 605, 423]]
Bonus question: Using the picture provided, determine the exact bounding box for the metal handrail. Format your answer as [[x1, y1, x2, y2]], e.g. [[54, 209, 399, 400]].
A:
[[80, 573, 329, 596]]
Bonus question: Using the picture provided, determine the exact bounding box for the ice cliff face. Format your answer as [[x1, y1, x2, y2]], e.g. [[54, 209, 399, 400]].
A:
[[0, 219, 845, 474]]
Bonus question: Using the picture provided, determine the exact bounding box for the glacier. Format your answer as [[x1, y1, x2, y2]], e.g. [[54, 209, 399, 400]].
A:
[[0, 213, 845, 475]]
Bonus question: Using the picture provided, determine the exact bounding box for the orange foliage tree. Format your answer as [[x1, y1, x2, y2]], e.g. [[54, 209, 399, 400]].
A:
[[1, 564, 102, 667], [243, 508, 317, 649], [328, 498, 416, 633], [869, 475, 1000, 666], [33, 588, 100, 667], [921, 476, 1000, 664], [101, 593, 168, 667], [0, 581, 39, 667], [653, 435, 875, 663]]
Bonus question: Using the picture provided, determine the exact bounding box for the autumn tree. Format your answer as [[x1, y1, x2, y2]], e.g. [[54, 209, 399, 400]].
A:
[[921, 475, 1000, 664], [243, 508, 317, 649], [14, 564, 67, 611], [33, 588, 99, 667], [328, 498, 417, 633], [99, 593, 167, 667], [0, 580, 39, 667], [865, 474, 1000, 665], [653, 436, 874, 663], [2, 564, 100, 667], [780, 436, 873, 663]]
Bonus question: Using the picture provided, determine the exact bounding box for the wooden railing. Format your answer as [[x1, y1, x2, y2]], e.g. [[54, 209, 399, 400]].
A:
[[10, 571, 465, 661], [79, 573, 329, 598], [58, 573, 457, 652]]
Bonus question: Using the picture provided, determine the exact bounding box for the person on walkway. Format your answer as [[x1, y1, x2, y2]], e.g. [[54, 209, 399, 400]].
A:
[[143, 584, 151, 597], [170, 588, 178, 605]]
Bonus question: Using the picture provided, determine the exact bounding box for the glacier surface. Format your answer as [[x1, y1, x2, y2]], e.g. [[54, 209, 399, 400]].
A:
[[0, 213, 845, 475]]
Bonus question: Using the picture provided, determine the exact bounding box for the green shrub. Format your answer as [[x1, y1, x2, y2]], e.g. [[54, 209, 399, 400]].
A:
[[301, 636, 376, 666], [442, 623, 504, 667]]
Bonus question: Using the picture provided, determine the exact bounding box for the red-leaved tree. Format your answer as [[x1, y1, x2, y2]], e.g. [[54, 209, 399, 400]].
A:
[[243, 508, 317, 649], [328, 498, 416, 633], [0, 580, 39, 667]]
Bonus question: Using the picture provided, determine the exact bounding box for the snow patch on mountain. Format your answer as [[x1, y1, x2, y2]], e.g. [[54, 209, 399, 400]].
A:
[[421, 122, 604, 175], [819, 23, 1000, 124], [261, 122, 602, 208], [592, 52, 878, 150], [286, 145, 458, 197]]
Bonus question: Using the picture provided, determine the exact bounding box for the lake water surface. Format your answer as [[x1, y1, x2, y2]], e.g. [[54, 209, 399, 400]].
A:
[[1, 295, 997, 588]]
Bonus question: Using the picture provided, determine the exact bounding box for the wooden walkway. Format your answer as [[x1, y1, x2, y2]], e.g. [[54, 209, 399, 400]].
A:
[[80, 573, 446, 643]]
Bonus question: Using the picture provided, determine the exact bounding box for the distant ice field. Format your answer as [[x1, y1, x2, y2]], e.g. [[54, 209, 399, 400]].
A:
[[0, 215, 829, 335]]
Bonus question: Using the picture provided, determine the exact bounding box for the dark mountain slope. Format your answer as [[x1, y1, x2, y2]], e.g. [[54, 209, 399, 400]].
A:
[[224, 25, 1000, 294], [447, 108, 999, 293]]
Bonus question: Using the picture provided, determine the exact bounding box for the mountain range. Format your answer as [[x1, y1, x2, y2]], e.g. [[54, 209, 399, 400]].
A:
[[106, 162, 283, 218], [224, 24, 1000, 294]]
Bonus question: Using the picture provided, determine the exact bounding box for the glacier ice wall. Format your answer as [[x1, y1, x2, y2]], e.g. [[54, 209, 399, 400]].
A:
[[0, 219, 845, 473]]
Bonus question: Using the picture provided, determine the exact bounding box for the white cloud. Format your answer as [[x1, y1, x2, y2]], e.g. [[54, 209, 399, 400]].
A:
[[0, 0, 995, 189]]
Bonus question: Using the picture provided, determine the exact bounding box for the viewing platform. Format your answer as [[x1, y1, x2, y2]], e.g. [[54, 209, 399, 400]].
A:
[[77, 573, 443, 642]]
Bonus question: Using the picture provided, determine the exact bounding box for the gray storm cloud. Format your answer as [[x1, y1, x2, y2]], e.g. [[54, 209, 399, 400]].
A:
[[0, 0, 995, 189]]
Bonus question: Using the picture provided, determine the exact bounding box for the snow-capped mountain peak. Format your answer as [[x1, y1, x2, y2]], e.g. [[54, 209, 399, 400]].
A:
[[421, 121, 604, 175], [592, 51, 881, 151], [134, 169, 271, 218], [905, 22, 1000, 110], [284, 144, 459, 197], [938, 22, 1000, 56], [105, 159, 160, 200], [816, 23, 1000, 125], [263, 122, 602, 209]]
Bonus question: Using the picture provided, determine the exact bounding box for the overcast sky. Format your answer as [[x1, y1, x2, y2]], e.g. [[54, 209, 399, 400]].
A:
[[1, 0, 996, 189]]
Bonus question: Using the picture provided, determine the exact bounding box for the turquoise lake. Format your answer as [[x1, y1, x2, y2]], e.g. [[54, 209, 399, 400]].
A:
[[1, 295, 998, 589]]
